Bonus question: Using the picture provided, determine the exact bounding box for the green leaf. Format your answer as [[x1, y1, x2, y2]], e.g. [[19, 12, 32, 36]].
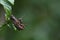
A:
[[0, 0, 15, 21], [8, 0, 14, 5], [0, 0, 12, 20], [0, 0, 15, 30]]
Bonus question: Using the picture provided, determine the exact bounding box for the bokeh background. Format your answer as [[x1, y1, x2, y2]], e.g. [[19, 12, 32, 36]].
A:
[[0, 0, 60, 40]]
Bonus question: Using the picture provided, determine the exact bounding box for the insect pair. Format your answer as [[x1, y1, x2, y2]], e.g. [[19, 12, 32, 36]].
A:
[[10, 15, 24, 30]]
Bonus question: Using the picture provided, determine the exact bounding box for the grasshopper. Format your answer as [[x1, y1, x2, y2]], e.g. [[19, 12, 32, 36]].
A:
[[10, 15, 24, 30]]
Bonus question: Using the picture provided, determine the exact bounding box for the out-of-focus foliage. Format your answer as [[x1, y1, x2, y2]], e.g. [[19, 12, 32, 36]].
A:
[[0, 0, 17, 31], [0, 0, 11, 20], [8, 0, 14, 5], [0, 0, 60, 40], [0, 0, 14, 20]]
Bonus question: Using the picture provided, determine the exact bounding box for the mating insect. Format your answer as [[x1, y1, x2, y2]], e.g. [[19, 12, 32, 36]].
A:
[[10, 15, 24, 30]]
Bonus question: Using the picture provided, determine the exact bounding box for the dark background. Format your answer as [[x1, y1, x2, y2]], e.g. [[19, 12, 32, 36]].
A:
[[0, 0, 60, 40]]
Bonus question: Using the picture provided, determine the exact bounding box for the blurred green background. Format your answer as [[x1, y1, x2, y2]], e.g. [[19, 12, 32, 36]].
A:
[[0, 0, 60, 40]]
